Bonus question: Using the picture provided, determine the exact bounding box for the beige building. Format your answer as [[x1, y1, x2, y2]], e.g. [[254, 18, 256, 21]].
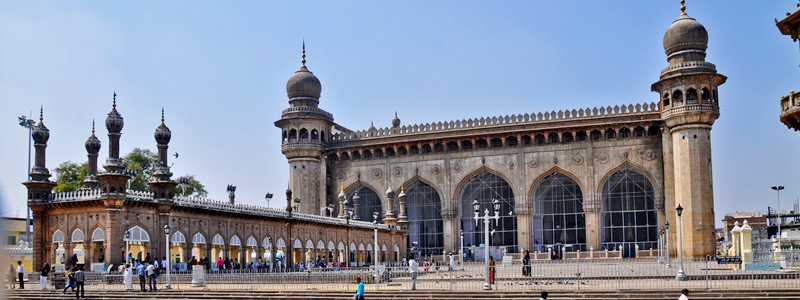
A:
[[1, 217, 33, 271], [276, 5, 724, 259]]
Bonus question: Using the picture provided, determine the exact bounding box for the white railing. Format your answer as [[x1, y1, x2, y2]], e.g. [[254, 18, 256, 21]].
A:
[[49, 189, 102, 202]]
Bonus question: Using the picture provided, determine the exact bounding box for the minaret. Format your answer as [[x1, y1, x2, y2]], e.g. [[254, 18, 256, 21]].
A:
[[148, 108, 177, 203], [651, 1, 726, 258], [23, 108, 57, 269], [274, 42, 334, 215], [83, 120, 101, 188], [397, 185, 409, 230], [97, 92, 131, 198], [384, 182, 397, 228]]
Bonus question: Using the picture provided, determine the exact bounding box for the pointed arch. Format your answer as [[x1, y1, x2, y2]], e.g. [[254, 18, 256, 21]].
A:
[[230, 235, 241, 246], [52, 229, 65, 243], [171, 231, 187, 244], [338, 242, 345, 250], [276, 238, 286, 248], [530, 170, 587, 252], [192, 233, 206, 244], [91, 227, 105, 242], [367, 243, 373, 251], [528, 166, 586, 198], [328, 241, 335, 250], [595, 161, 661, 195], [359, 243, 365, 251], [293, 239, 302, 249], [305, 239, 314, 249], [126, 226, 150, 242], [453, 166, 517, 200], [212, 234, 225, 245], [350, 242, 357, 251], [399, 174, 444, 199], [398, 175, 444, 257], [247, 236, 258, 247], [343, 182, 384, 223], [457, 168, 518, 254], [70, 228, 85, 243], [599, 167, 659, 256]]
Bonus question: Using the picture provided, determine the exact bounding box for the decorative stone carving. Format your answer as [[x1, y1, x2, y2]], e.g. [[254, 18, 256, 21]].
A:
[[336, 170, 346, 181], [553, 156, 558, 165], [453, 162, 462, 173], [572, 154, 584, 165], [372, 168, 382, 179], [392, 167, 403, 178], [597, 152, 609, 164], [506, 159, 515, 169], [431, 164, 441, 175], [528, 157, 539, 168], [644, 149, 656, 161]]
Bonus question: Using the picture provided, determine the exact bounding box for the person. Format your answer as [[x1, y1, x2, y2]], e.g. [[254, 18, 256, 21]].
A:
[[401, 257, 407, 266], [137, 261, 147, 291], [354, 277, 364, 300], [70, 254, 78, 269], [40, 262, 51, 290], [488, 256, 495, 285], [6, 264, 15, 289], [679, 288, 689, 300], [190, 256, 197, 266], [146, 261, 157, 291], [161, 256, 167, 271], [449, 253, 455, 271], [522, 250, 531, 277], [16, 260, 25, 289], [122, 264, 132, 291], [62, 268, 76, 294], [539, 291, 548, 300], [74, 266, 85, 299], [409, 256, 418, 290]]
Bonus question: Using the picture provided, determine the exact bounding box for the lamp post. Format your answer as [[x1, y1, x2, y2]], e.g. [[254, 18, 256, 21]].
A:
[[265, 193, 273, 208], [771, 186, 785, 248], [473, 199, 502, 290], [18, 114, 35, 245], [657, 228, 664, 264], [665, 221, 671, 268], [373, 212, 379, 285], [345, 207, 353, 267], [675, 204, 687, 281], [164, 224, 171, 289], [460, 229, 465, 271], [125, 230, 131, 264]]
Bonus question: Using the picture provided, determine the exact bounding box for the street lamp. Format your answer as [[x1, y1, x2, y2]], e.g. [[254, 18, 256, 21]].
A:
[[675, 204, 687, 281], [125, 230, 131, 264], [265, 193, 273, 208], [771, 186, 785, 248], [18, 114, 35, 245], [459, 229, 465, 271], [164, 224, 172, 289], [373, 212, 379, 285], [665, 221, 671, 268], [658, 228, 665, 264], [473, 198, 503, 290]]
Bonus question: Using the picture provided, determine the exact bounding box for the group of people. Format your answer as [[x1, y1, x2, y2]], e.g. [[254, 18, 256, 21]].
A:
[[117, 259, 161, 292], [5, 261, 85, 299]]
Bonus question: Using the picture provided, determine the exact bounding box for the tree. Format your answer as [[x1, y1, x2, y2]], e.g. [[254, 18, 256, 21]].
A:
[[53, 161, 88, 193], [123, 148, 158, 191], [174, 175, 208, 198]]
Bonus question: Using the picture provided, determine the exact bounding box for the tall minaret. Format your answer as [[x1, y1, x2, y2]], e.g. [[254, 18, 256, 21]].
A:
[[148, 108, 177, 203], [97, 92, 131, 198], [274, 42, 334, 215], [83, 120, 101, 188], [24, 107, 57, 268], [652, 1, 726, 258]]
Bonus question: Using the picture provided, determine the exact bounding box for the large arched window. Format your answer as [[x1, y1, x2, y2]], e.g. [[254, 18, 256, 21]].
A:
[[532, 172, 586, 252], [600, 168, 658, 257], [459, 171, 518, 257], [346, 186, 383, 223], [398, 180, 443, 258]]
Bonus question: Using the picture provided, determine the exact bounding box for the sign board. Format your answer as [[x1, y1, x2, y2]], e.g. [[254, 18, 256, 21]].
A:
[[716, 256, 742, 264]]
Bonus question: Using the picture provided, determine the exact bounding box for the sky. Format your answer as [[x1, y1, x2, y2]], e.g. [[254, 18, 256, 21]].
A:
[[1, 1, 798, 228]]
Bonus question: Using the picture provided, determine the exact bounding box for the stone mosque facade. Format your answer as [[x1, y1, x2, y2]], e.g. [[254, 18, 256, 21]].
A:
[[276, 6, 725, 259]]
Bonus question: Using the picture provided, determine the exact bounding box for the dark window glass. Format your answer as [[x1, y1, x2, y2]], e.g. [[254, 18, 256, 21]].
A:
[[600, 168, 658, 257], [398, 181, 443, 258], [459, 172, 518, 257], [532, 172, 586, 252]]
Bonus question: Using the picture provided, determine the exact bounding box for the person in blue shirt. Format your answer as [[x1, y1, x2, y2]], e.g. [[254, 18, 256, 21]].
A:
[[137, 262, 147, 291], [354, 277, 364, 300]]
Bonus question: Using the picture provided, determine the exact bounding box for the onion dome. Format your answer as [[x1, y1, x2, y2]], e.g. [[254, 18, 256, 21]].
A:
[[392, 112, 401, 128], [85, 120, 101, 154], [338, 184, 346, 200], [663, 13, 708, 55], [397, 184, 406, 200], [31, 107, 50, 144], [286, 42, 321, 105], [386, 181, 395, 199], [105, 92, 124, 133], [154, 108, 171, 144]]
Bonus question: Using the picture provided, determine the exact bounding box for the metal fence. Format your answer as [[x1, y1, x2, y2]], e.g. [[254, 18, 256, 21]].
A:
[[18, 252, 800, 293]]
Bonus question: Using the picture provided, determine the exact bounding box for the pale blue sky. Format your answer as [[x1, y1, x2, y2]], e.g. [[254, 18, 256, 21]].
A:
[[1, 1, 798, 227]]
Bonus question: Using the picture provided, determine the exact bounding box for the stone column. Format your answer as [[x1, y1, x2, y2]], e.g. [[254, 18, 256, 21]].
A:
[[514, 202, 532, 253], [31, 210, 47, 268], [583, 201, 601, 251]]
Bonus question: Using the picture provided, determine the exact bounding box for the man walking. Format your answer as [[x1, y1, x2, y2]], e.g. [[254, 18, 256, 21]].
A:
[[137, 261, 147, 291], [539, 291, 548, 300], [679, 288, 689, 300], [408, 256, 418, 291], [146, 261, 157, 291], [16, 261, 24, 289], [353, 277, 364, 300], [74, 266, 85, 299]]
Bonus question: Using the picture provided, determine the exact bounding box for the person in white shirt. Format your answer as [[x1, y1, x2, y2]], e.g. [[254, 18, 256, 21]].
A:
[[449, 253, 455, 271], [408, 256, 418, 290], [145, 262, 157, 291], [679, 288, 689, 300], [402, 257, 407, 266], [122, 264, 132, 291], [16, 261, 25, 289], [161, 257, 167, 270]]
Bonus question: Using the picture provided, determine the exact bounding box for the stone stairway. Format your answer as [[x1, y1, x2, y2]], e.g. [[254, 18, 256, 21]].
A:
[[5, 289, 800, 300]]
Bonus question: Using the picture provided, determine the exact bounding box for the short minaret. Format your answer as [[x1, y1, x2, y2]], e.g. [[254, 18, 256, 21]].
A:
[[227, 185, 236, 204], [24, 107, 58, 203], [83, 120, 101, 188], [147, 109, 177, 203], [337, 185, 346, 219], [384, 182, 397, 227], [397, 185, 409, 230], [352, 190, 361, 220], [97, 93, 131, 199], [274, 43, 334, 215], [651, 2, 726, 258]]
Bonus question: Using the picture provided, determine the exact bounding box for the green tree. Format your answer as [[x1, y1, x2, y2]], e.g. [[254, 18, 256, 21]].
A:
[[53, 161, 88, 192], [174, 175, 208, 198], [122, 148, 158, 191]]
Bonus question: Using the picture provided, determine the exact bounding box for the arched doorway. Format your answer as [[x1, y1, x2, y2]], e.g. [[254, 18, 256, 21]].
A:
[[126, 226, 150, 263], [345, 186, 383, 222], [600, 168, 658, 257], [170, 231, 187, 270], [70, 228, 85, 267], [459, 171, 518, 259], [211, 234, 225, 269], [400, 180, 443, 258], [532, 172, 587, 256], [230, 235, 242, 267], [52, 229, 65, 267], [90, 227, 105, 270], [191, 233, 206, 263], [245, 236, 257, 264]]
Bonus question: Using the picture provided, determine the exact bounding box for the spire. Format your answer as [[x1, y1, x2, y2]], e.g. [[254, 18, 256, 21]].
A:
[[161, 107, 165, 125], [113, 91, 117, 109], [39, 106, 43, 123], [301, 40, 306, 67], [680, 0, 686, 15], [91, 119, 95, 135], [341, 183, 344, 192]]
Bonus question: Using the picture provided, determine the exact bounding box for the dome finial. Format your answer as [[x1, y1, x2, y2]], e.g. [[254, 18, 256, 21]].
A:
[[680, 0, 686, 15], [92, 119, 95, 135], [161, 107, 165, 125], [113, 91, 117, 109], [302, 40, 306, 67], [39, 106, 43, 123]]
